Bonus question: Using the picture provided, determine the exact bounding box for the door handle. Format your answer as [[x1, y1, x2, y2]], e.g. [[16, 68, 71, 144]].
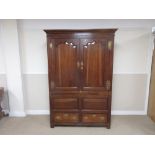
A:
[[77, 61, 80, 69], [77, 61, 84, 70], [80, 61, 84, 70]]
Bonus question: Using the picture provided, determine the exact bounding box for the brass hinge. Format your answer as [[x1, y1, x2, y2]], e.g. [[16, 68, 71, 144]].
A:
[[108, 41, 112, 50], [105, 80, 111, 90], [49, 43, 52, 49], [51, 81, 55, 89]]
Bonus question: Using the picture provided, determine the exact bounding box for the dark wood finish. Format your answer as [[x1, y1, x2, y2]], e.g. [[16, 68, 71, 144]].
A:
[[44, 29, 117, 128], [0, 87, 4, 119], [53, 98, 78, 109], [82, 113, 107, 123], [82, 98, 108, 110], [54, 112, 79, 124]]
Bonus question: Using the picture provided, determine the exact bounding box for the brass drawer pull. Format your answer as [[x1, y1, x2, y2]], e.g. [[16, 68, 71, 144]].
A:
[[55, 115, 61, 120], [72, 116, 77, 120], [63, 114, 69, 117], [84, 116, 88, 120], [100, 116, 105, 121], [92, 114, 96, 118]]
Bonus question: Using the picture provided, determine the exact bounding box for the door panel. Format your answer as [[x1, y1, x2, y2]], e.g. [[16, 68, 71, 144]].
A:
[[82, 98, 108, 110], [53, 98, 78, 109], [80, 39, 112, 91], [51, 39, 80, 91]]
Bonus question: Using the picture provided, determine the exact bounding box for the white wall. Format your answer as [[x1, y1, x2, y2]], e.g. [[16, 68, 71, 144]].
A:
[[0, 20, 25, 116], [0, 28, 6, 74], [1, 19, 154, 115], [114, 29, 151, 74]]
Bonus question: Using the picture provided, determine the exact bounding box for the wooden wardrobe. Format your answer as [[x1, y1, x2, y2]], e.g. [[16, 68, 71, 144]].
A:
[[44, 29, 117, 128]]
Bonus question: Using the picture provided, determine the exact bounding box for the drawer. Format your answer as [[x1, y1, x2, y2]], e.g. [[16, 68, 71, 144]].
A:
[[53, 98, 78, 109], [82, 98, 108, 110], [54, 112, 79, 123], [82, 113, 107, 123]]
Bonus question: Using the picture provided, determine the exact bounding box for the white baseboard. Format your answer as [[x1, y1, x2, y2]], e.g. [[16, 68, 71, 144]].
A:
[[8, 110, 146, 116], [9, 111, 26, 117], [26, 110, 50, 115], [111, 110, 146, 115], [25, 110, 146, 115]]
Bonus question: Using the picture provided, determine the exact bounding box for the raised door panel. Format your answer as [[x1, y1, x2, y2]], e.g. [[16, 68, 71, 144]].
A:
[[80, 39, 113, 91], [49, 39, 80, 91], [82, 98, 108, 110], [53, 98, 78, 109]]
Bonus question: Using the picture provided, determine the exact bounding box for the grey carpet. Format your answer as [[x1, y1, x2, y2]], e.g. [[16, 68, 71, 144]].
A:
[[0, 115, 155, 135]]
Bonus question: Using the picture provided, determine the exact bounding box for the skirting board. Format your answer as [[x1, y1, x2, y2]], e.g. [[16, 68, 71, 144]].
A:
[[111, 110, 146, 115], [9, 111, 26, 117], [26, 110, 50, 115], [8, 110, 147, 117], [25, 110, 147, 115]]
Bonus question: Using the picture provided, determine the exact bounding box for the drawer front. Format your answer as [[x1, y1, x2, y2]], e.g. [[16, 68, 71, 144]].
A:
[[54, 112, 79, 123], [82, 98, 108, 110], [53, 98, 78, 109], [82, 113, 107, 123]]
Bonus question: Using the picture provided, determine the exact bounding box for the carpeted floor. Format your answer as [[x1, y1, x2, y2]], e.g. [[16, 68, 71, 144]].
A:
[[0, 115, 155, 135]]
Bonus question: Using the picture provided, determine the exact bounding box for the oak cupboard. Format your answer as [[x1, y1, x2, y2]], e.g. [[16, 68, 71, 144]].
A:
[[44, 29, 117, 128]]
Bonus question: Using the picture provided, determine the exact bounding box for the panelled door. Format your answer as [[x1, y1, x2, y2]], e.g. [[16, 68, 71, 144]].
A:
[[49, 38, 81, 92], [80, 39, 112, 91], [49, 38, 113, 92]]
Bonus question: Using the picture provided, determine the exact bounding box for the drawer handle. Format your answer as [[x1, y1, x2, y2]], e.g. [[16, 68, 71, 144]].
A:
[[84, 116, 88, 120], [100, 116, 105, 121], [92, 114, 96, 118], [72, 116, 77, 120], [63, 114, 69, 117], [55, 115, 61, 120]]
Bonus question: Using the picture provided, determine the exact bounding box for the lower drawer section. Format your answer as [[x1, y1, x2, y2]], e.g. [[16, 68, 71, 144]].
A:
[[82, 113, 107, 123], [54, 112, 79, 123], [52, 112, 109, 126]]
